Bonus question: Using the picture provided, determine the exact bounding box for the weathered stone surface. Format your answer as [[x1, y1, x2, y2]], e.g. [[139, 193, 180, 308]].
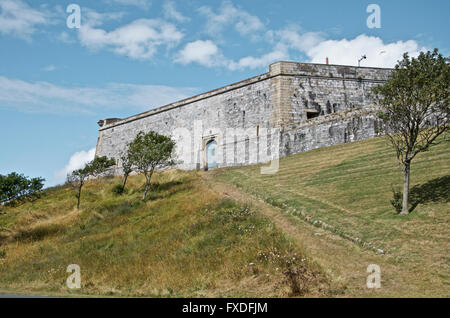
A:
[[95, 61, 392, 173]]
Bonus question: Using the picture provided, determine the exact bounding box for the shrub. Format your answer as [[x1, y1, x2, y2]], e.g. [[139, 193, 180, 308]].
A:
[[112, 184, 125, 195], [390, 186, 403, 214]]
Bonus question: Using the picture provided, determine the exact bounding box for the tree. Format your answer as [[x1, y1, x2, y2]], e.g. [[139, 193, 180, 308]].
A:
[[372, 49, 449, 214], [68, 156, 115, 209], [120, 149, 133, 192], [0, 172, 45, 205], [68, 168, 90, 210], [128, 131, 175, 200]]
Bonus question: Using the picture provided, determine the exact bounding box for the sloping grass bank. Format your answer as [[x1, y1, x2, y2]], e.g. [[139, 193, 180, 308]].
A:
[[213, 135, 450, 297], [0, 171, 330, 297]]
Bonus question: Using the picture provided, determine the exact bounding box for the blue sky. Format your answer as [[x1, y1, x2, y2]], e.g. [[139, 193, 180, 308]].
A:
[[0, 0, 449, 186]]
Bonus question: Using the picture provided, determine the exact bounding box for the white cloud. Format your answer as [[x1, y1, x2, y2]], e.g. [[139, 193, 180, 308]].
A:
[[227, 44, 289, 70], [0, 75, 197, 114], [42, 65, 56, 72], [53, 148, 96, 185], [304, 34, 425, 68], [83, 7, 125, 27], [175, 25, 426, 71], [0, 0, 51, 39], [198, 1, 264, 38], [274, 26, 325, 52], [163, 1, 189, 22], [175, 40, 222, 67], [176, 39, 288, 71], [58, 31, 75, 44], [78, 17, 184, 60], [104, 0, 151, 9], [259, 28, 426, 69]]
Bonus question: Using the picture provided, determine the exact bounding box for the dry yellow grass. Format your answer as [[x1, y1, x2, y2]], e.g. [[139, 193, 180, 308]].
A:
[[0, 170, 330, 297]]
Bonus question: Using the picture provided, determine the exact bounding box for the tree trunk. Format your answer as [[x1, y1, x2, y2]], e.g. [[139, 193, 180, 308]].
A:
[[142, 169, 154, 200], [122, 173, 128, 190], [400, 161, 411, 215], [76, 181, 83, 210]]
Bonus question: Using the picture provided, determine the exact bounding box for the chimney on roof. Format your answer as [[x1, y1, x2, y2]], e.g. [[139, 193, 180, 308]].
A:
[[326, 57, 329, 65]]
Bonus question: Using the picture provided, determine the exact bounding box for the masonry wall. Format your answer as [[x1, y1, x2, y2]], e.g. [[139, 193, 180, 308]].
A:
[[271, 61, 391, 157], [95, 61, 392, 172], [279, 106, 383, 157], [96, 73, 278, 172]]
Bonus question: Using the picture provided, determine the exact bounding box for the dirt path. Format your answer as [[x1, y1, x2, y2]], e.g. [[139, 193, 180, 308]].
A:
[[202, 172, 420, 297]]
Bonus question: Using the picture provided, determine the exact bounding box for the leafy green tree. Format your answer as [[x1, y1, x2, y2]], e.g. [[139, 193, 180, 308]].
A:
[[0, 172, 45, 205], [128, 131, 175, 200], [372, 49, 449, 214], [68, 156, 115, 209]]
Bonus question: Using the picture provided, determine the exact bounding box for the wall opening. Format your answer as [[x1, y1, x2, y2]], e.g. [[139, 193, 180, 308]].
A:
[[205, 139, 217, 171], [306, 110, 319, 120]]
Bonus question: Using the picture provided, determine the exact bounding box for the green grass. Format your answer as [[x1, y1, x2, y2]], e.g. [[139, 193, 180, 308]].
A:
[[0, 170, 328, 297], [1, 135, 448, 297], [214, 135, 450, 297]]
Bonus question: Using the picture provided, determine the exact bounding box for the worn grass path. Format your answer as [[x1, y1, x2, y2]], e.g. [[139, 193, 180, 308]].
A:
[[202, 172, 390, 297]]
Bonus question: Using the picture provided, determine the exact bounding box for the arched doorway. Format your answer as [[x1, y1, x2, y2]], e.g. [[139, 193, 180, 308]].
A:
[[205, 140, 217, 170]]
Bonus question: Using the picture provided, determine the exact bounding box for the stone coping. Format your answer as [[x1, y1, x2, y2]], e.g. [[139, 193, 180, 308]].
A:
[[99, 72, 272, 131], [99, 61, 393, 131]]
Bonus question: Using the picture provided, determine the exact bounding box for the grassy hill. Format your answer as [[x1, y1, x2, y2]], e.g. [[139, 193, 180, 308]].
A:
[[0, 171, 330, 297], [214, 135, 450, 297], [0, 135, 448, 297]]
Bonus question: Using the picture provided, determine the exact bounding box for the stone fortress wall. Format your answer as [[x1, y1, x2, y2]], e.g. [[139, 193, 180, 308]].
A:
[[95, 61, 392, 172]]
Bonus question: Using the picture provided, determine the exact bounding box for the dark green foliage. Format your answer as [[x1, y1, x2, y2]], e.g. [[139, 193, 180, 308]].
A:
[[0, 172, 45, 205], [128, 131, 176, 200], [112, 184, 125, 195], [88, 156, 116, 176], [373, 49, 449, 161], [372, 49, 450, 214]]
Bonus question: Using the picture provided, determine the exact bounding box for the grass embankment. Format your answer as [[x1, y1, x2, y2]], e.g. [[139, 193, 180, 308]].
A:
[[0, 170, 330, 297], [0, 135, 448, 297], [213, 135, 450, 297]]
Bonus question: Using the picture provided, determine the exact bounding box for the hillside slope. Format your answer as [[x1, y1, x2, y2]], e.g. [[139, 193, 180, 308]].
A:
[[0, 135, 448, 297], [0, 171, 330, 297], [213, 135, 450, 297]]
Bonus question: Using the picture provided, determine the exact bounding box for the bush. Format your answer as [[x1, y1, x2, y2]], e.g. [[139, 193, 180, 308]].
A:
[[112, 184, 125, 195], [390, 186, 403, 214]]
